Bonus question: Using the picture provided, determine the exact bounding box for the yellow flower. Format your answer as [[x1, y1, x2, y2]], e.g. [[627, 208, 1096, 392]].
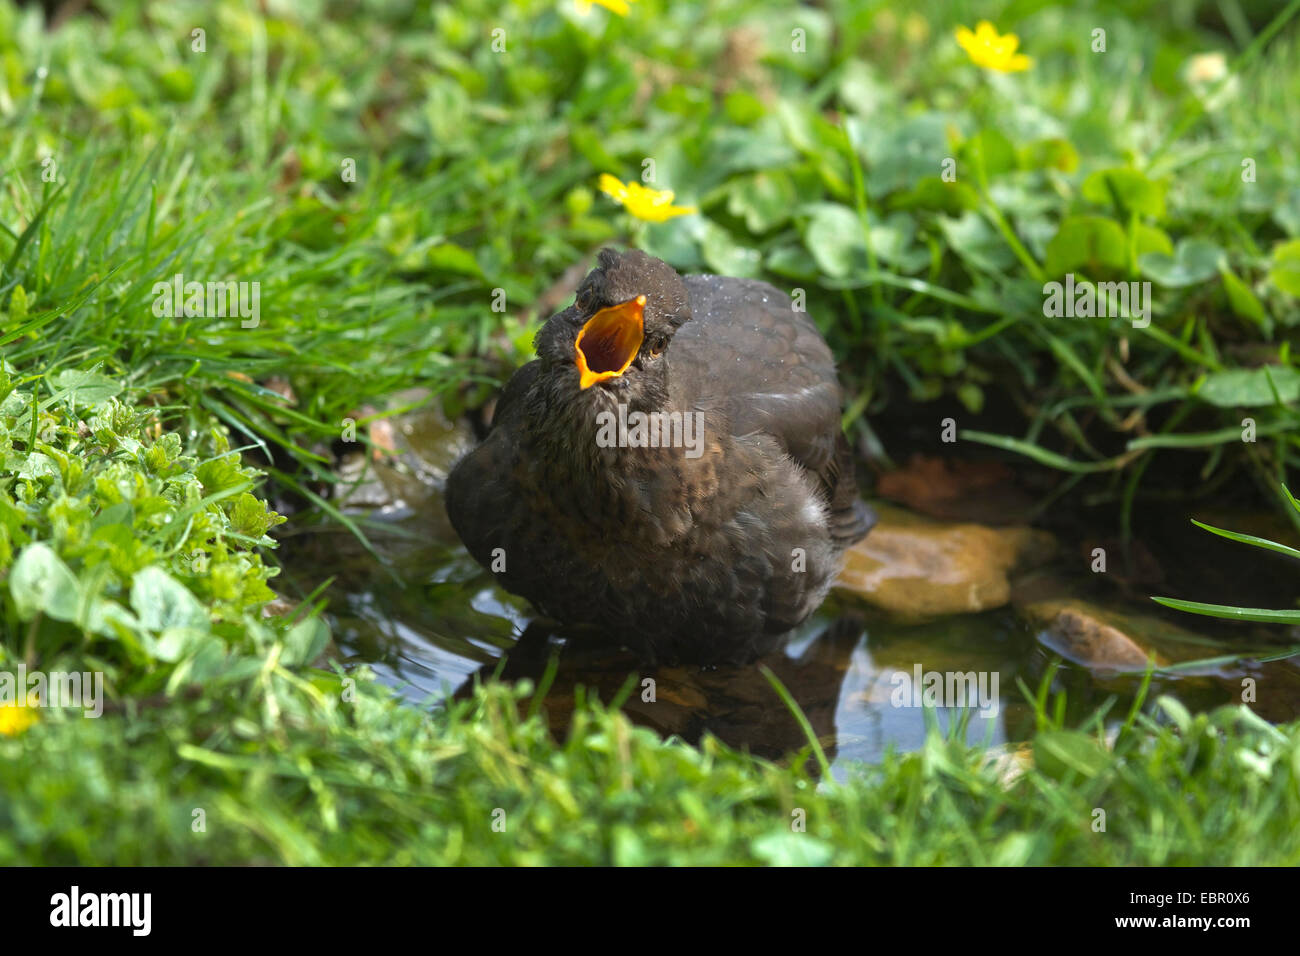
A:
[[955, 21, 1032, 72], [598, 174, 697, 223], [0, 698, 39, 737], [575, 0, 635, 16]]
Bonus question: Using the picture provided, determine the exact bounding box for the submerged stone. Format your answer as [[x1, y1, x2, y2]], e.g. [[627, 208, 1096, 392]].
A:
[[1020, 600, 1157, 673], [833, 503, 1056, 618]]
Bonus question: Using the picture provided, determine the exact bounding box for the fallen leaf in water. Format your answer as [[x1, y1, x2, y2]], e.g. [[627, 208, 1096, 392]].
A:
[[877, 454, 1035, 523]]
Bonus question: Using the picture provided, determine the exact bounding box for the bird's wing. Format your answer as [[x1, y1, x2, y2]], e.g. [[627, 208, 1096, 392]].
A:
[[670, 275, 843, 476], [487, 359, 540, 432]]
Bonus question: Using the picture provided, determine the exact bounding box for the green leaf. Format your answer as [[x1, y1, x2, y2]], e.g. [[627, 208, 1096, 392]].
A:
[[836, 59, 886, 115], [8, 285, 29, 323], [722, 89, 766, 125], [17, 452, 59, 482], [1195, 366, 1300, 407], [195, 456, 250, 495], [9, 542, 82, 622], [51, 368, 122, 405], [847, 112, 949, 199], [990, 833, 1037, 866], [803, 202, 864, 278], [939, 212, 1017, 273], [726, 170, 797, 233], [84, 597, 139, 638], [130, 567, 209, 632], [1273, 187, 1300, 237], [710, 118, 799, 174], [1081, 167, 1167, 219], [154, 626, 211, 663], [230, 491, 281, 539], [869, 212, 928, 272], [698, 222, 761, 278], [1140, 238, 1224, 287], [426, 243, 483, 278], [282, 617, 330, 667], [1220, 267, 1270, 332], [1156, 696, 1194, 734], [764, 244, 819, 280], [1132, 224, 1173, 258], [755, 7, 833, 75], [802, 204, 928, 277], [1033, 729, 1111, 781], [751, 831, 833, 866], [893, 177, 980, 215], [1019, 138, 1079, 173], [569, 126, 622, 174], [962, 128, 1018, 179], [1268, 239, 1300, 296], [170, 633, 229, 684], [1044, 216, 1127, 276]]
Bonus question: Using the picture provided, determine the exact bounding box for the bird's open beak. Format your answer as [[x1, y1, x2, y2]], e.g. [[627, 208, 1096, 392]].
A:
[[575, 295, 646, 390]]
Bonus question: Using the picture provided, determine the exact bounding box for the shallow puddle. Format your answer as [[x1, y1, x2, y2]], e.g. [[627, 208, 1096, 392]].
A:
[[277, 403, 1300, 775]]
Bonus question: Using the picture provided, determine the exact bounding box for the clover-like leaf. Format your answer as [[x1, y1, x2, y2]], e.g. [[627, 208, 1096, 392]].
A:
[[1081, 167, 1167, 219], [1044, 215, 1127, 276], [726, 170, 797, 233], [9, 542, 82, 623], [1140, 238, 1224, 288], [803, 202, 865, 278], [130, 566, 209, 632]]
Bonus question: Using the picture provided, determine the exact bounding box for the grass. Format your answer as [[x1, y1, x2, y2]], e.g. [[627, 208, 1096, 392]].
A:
[[2, 0, 1300, 863], [6, 660, 1300, 865], [5, 0, 1300, 519], [1154, 482, 1300, 623]]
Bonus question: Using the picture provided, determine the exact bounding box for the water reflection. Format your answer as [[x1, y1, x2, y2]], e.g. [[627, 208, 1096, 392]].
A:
[[274, 402, 1298, 774], [282, 510, 1041, 774]]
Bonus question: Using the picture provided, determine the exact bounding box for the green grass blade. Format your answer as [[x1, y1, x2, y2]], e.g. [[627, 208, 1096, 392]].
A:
[[1189, 519, 1300, 560], [1151, 596, 1300, 624]]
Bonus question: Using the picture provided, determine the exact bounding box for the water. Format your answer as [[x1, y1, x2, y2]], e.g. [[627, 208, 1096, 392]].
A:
[[276, 403, 1300, 776]]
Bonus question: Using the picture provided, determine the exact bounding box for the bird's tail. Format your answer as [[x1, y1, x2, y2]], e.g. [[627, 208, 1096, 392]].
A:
[[827, 432, 876, 547]]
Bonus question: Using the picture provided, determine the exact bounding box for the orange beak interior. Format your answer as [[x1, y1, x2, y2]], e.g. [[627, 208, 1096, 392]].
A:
[[575, 295, 646, 389]]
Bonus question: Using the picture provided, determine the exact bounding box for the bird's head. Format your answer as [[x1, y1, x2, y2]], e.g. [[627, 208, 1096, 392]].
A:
[[534, 248, 691, 407]]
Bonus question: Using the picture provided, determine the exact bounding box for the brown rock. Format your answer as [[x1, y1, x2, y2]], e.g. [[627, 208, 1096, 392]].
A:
[[834, 504, 1055, 619], [1017, 598, 1158, 673]]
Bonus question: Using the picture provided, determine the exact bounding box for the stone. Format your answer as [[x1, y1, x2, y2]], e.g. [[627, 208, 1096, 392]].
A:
[[833, 503, 1055, 619], [1020, 600, 1156, 673]]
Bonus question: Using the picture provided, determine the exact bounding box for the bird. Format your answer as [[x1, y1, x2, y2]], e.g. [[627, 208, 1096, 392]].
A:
[[445, 248, 874, 665]]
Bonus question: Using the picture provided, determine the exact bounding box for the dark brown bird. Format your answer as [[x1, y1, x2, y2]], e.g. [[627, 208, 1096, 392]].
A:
[[445, 249, 874, 664]]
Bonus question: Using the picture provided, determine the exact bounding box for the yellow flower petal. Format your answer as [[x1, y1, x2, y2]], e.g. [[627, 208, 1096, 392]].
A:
[[0, 701, 39, 737], [599, 176, 696, 223], [598, 173, 628, 203], [955, 21, 1033, 73], [576, 0, 633, 16]]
